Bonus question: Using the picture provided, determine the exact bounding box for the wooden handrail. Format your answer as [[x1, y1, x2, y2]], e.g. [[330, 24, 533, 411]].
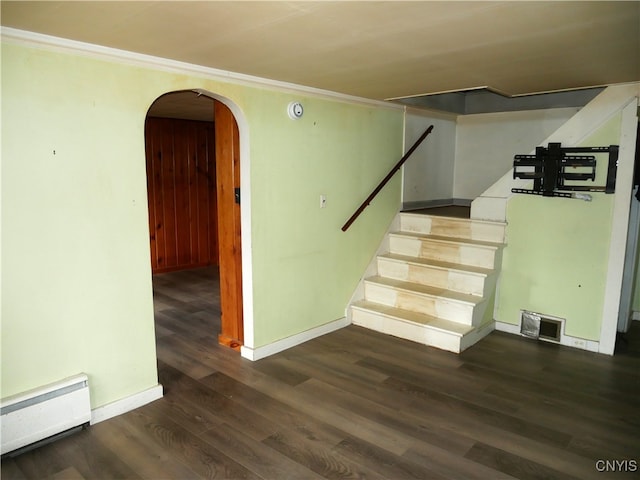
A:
[[341, 125, 434, 232]]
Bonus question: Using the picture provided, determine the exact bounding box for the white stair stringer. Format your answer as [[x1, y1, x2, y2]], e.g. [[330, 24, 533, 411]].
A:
[[349, 212, 506, 353]]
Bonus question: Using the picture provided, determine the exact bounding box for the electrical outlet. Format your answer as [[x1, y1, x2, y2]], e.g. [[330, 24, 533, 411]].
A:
[[320, 194, 327, 208]]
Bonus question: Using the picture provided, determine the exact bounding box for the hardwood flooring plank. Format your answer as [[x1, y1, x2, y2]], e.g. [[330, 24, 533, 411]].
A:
[[536, 360, 640, 405], [158, 333, 245, 380], [284, 342, 391, 384], [464, 442, 581, 480], [0, 458, 28, 480], [10, 440, 74, 479], [382, 375, 572, 448], [91, 417, 201, 480], [159, 370, 280, 442], [199, 422, 325, 480], [50, 429, 143, 480], [261, 426, 387, 480], [199, 371, 349, 447], [199, 363, 416, 458], [277, 335, 364, 363], [357, 355, 519, 415], [295, 376, 475, 456], [485, 383, 640, 439], [333, 435, 450, 480], [566, 433, 640, 464], [465, 361, 639, 419], [276, 357, 411, 411], [251, 377, 415, 456], [330, 325, 466, 370], [399, 398, 610, 480], [51, 466, 86, 480], [145, 388, 224, 438], [154, 322, 175, 339], [156, 335, 218, 379], [483, 385, 640, 460], [251, 357, 311, 387], [155, 310, 215, 340], [118, 406, 261, 479], [402, 440, 518, 480]]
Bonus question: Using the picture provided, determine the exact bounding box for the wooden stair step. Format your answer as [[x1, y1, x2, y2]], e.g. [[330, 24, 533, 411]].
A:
[[400, 212, 506, 243], [351, 300, 474, 335], [364, 276, 484, 325], [364, 276, 485, 306], [391, 232, 503, 249], [376, 253, 496, 297], [378, 253, 494, 277], [389, 232, 502, 269]]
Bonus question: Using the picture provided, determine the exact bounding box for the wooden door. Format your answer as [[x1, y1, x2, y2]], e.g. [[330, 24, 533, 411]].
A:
[[215, 100, 243, 349]]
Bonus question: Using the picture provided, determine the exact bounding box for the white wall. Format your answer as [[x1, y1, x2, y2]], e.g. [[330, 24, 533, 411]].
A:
[[453, 108, 579, 200], [402, 108, 457, 208]]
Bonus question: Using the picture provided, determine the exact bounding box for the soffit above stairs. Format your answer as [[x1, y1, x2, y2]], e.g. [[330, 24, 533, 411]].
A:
[[2, 1, 638, 102]]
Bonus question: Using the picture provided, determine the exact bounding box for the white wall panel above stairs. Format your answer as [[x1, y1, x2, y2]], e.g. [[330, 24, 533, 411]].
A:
[[350, 212, 506, 353]]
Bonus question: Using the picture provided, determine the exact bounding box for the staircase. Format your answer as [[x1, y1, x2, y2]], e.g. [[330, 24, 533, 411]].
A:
[[350, 212, 506, 353]]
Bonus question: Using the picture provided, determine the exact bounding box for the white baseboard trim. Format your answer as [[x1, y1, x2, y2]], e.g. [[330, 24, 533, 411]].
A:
[[241, 317, 350, 361], [494, 321, 600, 353], [632, 311, 640, 321], [90, 384, 163, 425]]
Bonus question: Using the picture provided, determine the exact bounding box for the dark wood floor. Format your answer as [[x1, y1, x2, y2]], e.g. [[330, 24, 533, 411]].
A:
[[402, 205, 471, 218], [3, 266, 640, 479]]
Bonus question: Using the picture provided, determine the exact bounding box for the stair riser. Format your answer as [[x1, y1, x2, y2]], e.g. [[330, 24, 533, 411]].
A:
[[400, 215, 505, 243], [377, 258, 490, 297], [364, 282, 477, 325], [351, 308, 463, 353], [389, 236, 499, 269]]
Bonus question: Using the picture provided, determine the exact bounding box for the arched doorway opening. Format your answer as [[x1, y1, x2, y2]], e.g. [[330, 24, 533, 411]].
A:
[[145, 90, 244, 354]]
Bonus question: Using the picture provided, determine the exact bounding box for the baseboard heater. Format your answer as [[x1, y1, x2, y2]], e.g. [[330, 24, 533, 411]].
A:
[[1, 374, 91, 455]]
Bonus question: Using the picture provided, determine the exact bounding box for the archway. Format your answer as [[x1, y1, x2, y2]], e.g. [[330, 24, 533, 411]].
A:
[[144, 90, 246, 351]]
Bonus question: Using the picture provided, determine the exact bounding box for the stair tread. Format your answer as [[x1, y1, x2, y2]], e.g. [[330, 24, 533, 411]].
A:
[[379, 253, 494, 276], [390, 231, 504, 248], [400, 212, 507, 227], [351, 300, 474, 336], [365, 276, 485, 305]]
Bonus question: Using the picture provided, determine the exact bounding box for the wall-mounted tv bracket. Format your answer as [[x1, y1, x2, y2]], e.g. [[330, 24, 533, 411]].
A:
[[511, 142, 618, 199]]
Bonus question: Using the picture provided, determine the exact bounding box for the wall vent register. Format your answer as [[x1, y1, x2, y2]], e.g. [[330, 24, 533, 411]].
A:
[[520, 310, 563, 343]]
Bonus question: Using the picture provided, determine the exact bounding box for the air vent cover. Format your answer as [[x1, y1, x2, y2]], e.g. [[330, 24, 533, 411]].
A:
[[520, 311, 563, 343]]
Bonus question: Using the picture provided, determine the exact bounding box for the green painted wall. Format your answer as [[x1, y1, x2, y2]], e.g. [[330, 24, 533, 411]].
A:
[[495, 114, 622, 340], [245, 93, 403, 346], [1, 41, 403, 407]]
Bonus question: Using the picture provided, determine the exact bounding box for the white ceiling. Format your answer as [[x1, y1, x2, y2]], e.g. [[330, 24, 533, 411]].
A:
[[2, 1, 638, 101]]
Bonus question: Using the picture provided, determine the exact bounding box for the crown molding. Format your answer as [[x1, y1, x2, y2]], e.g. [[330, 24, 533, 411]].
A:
[[1, 27, 402, 111]]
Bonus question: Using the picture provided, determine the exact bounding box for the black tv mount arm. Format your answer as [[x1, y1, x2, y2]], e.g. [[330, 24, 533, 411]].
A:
[[511, 142, 619, 199]]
